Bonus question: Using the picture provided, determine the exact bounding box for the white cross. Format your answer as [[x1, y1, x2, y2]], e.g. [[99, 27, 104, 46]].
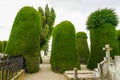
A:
[[103, 44, 112, 58]]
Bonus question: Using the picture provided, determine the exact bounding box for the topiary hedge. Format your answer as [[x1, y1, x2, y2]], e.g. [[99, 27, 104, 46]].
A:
[[50, 21, 80, 73], [76, 32, 89, 64], [5, 6, 41, 73], [0, 41, 4, 53], [2, 40, 7, 52], [116, 30, 120, 53], [86, 8, 119, 69], [86, 8, 118, 29]]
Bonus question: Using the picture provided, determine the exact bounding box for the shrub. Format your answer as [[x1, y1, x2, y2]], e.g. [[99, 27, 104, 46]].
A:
[[86, 8, 119, 69], [86, 8, 118, 29], [76, 32, 89, 64], [38, 4, 56, 49], [5, 6, 41, 73], [116, 30, 120, 52], [0, 41, 4, 53], [2, 40, 7, 52], [50, 21, 80, 73]]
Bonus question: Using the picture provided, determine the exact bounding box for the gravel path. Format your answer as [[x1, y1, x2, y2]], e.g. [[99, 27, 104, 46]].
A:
[[24, 64, 68, 80]]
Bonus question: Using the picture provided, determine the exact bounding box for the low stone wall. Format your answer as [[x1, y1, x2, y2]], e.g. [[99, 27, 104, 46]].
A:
[[11, 69, 25, 80]]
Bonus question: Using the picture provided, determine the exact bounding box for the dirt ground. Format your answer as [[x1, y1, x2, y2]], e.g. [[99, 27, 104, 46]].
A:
[[24, 64, 68, 80], [24, 56, 87, 80]]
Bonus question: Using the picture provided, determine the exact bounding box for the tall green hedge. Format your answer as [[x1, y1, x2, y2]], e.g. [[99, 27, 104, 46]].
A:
[[0, 41, 4, 53], [2, 41, 7, 52], [86, 8, 119, 69], [5, 6, 41, 73], [116, 30, 120, 52], [76, 32, 89, 64], [50, 21, 80, 73]]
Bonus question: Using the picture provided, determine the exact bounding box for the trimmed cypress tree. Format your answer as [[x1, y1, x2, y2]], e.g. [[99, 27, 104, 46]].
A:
[[2, 40, 7, 52], [76, 32, 89, 64], [50, 21, 80, 73], [86, 8, 119, 69], [0, 41, 4, 53], [116, 30, 120, 52], [5, 6, 41, 73]]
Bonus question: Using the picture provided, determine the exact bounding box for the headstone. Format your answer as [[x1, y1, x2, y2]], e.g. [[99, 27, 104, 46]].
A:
[[103, 44, 112, 80]]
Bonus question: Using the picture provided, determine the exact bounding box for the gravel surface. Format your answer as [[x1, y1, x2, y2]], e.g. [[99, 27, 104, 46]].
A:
[[24, 64, 68, 80]]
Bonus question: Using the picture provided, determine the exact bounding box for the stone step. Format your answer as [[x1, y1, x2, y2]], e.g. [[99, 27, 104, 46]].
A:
[[64, 70, 100, 80], [65, 70, 94, 74]]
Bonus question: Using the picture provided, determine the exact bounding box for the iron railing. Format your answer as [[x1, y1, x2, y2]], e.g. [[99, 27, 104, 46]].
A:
[[0, 57, 23, 80]]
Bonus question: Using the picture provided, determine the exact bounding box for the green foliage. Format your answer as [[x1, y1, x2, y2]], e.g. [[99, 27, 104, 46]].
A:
[[42, 42, 49, 55], [0, 41, 4, 53], [86, 8, 118, 29], [50, 21, 80, 73], [116, 30, 120, 52], [45, 4, 50, 18], [38, 4, 56, 49], [5, 6, 41, 73], [24, 55, 40, 73], [2, 41, 7, 52], [76, 32, 89, 64], [87, 23, 119, 69], [77, 32, 87, 39], [116, 30, 120, 40]]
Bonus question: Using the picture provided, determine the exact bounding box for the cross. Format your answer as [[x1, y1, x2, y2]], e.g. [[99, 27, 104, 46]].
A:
[[103, 44, 112, 58]]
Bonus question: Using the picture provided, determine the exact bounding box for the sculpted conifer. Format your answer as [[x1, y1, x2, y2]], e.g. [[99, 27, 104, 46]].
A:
[[86, 8, 119, 69], [50, 21, 80, 73], [5, 6, 41, 73], [76, 32, 89, 64]]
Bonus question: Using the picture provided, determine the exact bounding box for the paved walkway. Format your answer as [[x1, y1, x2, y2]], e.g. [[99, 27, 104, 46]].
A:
[[24, 56, 88, 80], [24, 56, 68, 80], [42, 56, 50, 64]]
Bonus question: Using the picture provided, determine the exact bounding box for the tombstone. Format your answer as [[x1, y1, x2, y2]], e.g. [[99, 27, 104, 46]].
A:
[[103, 44, 113, 65], [103, 44, 112, 80], [115, 56, 120, 79], [115, 56, 120, 67]]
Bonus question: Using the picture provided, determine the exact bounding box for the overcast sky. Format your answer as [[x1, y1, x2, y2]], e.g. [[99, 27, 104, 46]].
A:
[[0, 0, 120, 40]]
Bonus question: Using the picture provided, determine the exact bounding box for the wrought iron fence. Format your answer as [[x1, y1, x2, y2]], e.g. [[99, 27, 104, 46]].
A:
[[0, 57, 23, 80]]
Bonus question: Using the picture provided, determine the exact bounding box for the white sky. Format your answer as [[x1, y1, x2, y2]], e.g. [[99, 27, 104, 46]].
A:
[[0, 0, 120, 41]]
